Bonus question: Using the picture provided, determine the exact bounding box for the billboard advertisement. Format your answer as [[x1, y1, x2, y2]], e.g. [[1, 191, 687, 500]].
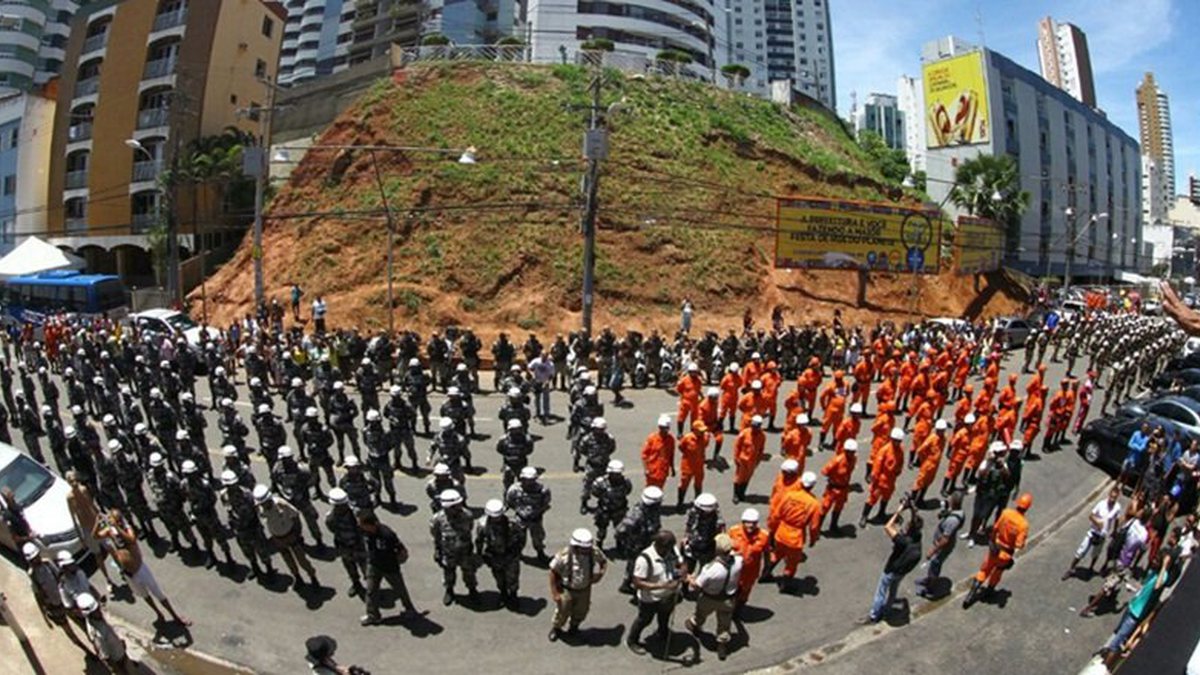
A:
[[775, 197, 942, 274], [956, 215, 1006, 275], [923, 51, 990, 148]]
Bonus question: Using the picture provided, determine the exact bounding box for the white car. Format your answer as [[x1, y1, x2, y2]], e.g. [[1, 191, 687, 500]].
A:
[[130, 308, 220, 352], [0, 443, 86, 561]]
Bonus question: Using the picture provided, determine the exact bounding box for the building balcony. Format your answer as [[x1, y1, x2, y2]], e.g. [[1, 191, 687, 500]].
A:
[[65, 170, 88, 190], [142, 56, 176, 80], [67, 122, 92, 142], [81, 32, 108, 56], [73, 76, 99, 99], [131, 212, 158, 233], [136, 107, 169, 130], [65, 217, 87, 233], [151, 9, 187, 34], [132, 159, 162, 182]]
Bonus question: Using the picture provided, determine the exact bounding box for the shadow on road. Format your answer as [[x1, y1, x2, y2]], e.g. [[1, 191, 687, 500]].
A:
[[561, 623, 625, 647], [379, 610, 442, 637]]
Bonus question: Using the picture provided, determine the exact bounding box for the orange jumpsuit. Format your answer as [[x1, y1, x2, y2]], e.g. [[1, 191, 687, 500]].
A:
[[995, 406, 1018, 446], [997, 379, 1018, 413], [1047, 389, 1070, 435], [973, 389, 995, 418], [867, 440, 903, 506], [953, 393, 974, 426], [678, 430, 708, 494], [743, 360, 765, 387], [821, 451, 856, 515], [761, 366, 782, 423], [1021, 393, 1045, 447], [952, 353, 970, 393], [719, 371, 742, 426], [797, 365, 821, 416], [908, 372, 929, 417], [641, 430, 675, 488], [1025, 372, 1045, 400], [819, 379, 848, 437], [770, 489, 822, 577], [781, 426, 811, 469], [912, 432, 946, 491], [768, 473, 804, 524], [699, 397, 723, 449], [875, 376, 897, 408], [898, 360, 917, 403], [910, 399, 934, 460], [734, 426, 766, 486], [729, 523, 770, 603], [964, 415, 993, 472], [675, 373, 703, 428], [783, 389, 804, 434], [834, 416, 861, 457], [738, 391, 768, 430], [853, 360, 873, 408], [974, 507, 1029, 587], [945, 426, 972, 481]]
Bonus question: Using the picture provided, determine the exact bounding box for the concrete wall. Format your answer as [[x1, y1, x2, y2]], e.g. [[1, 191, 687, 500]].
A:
[[270, 51, 390, 143]]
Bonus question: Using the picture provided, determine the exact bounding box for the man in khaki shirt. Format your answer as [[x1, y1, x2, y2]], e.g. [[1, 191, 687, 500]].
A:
[[548, 528, 607, 641]]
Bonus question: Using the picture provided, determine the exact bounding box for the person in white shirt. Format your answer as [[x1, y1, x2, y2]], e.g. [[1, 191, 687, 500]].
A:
[[685, 533, 743, 661], [527, 355, 555, 424], [626, 530, 683, 654], [1062, 487, 1123, 580]]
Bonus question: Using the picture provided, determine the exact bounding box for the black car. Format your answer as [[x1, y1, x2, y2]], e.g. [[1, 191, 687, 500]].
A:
[[1078, 414, 1197, 476], [1151, 368, 1200, 392], [1164, 353, 1200, 374]]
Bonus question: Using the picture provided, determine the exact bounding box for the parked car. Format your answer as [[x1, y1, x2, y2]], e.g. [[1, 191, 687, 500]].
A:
[[130, 309, 220, 353], [1059, 299, 1086, 321], [0, 443, 87, 562], [1116, 395, 1200, 436], [1078, 413, 1198, 476], [993, 316, 1034, 349], [1150, 368, 1200, 392]]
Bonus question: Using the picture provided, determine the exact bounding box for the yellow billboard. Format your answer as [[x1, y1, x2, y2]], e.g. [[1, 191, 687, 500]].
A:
[[956, 215, 1006, 275], [775, 197, 942, 274], [923, 51, 991, 148]]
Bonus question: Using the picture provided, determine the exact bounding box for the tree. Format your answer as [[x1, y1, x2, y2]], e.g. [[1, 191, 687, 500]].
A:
[[421, 33, 450, 46], [856, 130, 909, 186], [720, 64, 750, 88], [580, 38, 615, 52], [950, 153, 1030, 226]]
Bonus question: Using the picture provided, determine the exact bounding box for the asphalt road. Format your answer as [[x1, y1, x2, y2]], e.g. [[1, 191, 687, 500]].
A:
[[31, 351, 1123, 675]]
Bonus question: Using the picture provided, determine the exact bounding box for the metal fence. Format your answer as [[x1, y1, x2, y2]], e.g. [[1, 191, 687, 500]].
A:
[[394, 44, 712, 83]]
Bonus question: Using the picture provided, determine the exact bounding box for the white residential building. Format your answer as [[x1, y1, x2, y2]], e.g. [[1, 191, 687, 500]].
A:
[[852, 92, 904, 150], [1142, 154, 1169, 226], [1036, 16, 1096, 109], [0, 91, 55, 253], [0, 0, 83, 93], [279, 0, 357, 86], [896, 75, 925, 171]]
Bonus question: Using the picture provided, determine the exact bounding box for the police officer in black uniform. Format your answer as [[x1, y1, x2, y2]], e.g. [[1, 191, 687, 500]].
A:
[[505, 467, 552, 561], [476, 499, 525, 609], [182, 460, 236, 569], [587, 459, 632, 548]]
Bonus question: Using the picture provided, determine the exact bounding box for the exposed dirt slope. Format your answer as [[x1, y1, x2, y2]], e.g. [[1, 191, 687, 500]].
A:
[[196, 62, 1026, 336]]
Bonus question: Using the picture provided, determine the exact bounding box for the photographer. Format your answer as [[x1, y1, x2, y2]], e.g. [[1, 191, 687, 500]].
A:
[[305, 634, 370, 675], [859, 496, 923, 624], [914, 491, 964, 599]]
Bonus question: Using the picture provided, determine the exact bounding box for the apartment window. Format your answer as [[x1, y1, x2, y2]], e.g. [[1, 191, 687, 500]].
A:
[[248, 102, 262, 122], [261, 16, 274, 37], [3, 175, 14, 196], [0, 16, 22, 31], [734, 18, 742, 24], [5, 128, 15, 149], [735, 42, 743, 49], [255, 59, 267, 78], [0, 219, 11, 245]]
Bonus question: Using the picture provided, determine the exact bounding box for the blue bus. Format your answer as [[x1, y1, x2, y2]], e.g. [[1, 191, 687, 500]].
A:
[[0, 271, 129, 326]]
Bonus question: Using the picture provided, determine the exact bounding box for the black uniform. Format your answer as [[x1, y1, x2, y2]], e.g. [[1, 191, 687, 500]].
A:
[[476, 512, 525, 605], [504, 478, 551, 558]]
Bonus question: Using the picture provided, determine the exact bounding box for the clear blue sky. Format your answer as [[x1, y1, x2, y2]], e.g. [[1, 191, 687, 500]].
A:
[[832, 0, 1198, 194]]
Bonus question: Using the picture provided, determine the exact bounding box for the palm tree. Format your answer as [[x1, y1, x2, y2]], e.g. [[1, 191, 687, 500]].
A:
[[950, 153, 1029, 222]]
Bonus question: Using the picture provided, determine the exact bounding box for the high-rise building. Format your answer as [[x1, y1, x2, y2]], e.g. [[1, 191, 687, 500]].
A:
[[724, 0, 835, 107], [921, 39, 1142, 280], [1036, 16, 1096, 109], [1137, 72, 1175, 194], [46, 0, 283, 282], [896, 75, 925, 171], [346, 0, 421, 66], [425, 0, 516, 44], [279, 0, 356, 86], [0, 89, 55, 254], [1142, 154, 1169, 226], [852, 93, 904, 150], [0, 0, 91, 94]]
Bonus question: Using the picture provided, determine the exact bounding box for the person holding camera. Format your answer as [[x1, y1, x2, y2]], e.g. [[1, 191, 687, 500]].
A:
[[858, 496, 923, 624], [914, 491, 964, 599]]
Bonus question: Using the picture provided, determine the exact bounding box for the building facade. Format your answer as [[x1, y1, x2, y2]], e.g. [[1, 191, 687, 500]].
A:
[[278, 0, 355, 86], [1137, 72, 1174, 195], [46, 0, 283, 282], [1036, 16, 1096, 109], [721, 0, 834, 106], [0, 0, 87, 94], [425, 0, 516, 44], [896, 74, 924, 171], [346, 0, 420, 66], [0, 89, 54, 254], [852, 92, 903, 150], [921, 40, 1142, 281], [1142, 154, 1169, 226]]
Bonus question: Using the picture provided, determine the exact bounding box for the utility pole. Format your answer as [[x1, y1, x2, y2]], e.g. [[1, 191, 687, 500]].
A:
[[1064, 206, 1077, 293], [579, 71, 606, 337]]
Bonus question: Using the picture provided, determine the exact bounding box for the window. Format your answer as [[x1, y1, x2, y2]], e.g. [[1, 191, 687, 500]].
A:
[[2, 175, 14, 196], [255, 58, 267, 78], [2, 127, 15, 150], [248, 102, 261, 122], [0, 218, 11, 245], [261, 16, 274, 37], [230, 94, 238, 105], [0, 16, 22, 31]]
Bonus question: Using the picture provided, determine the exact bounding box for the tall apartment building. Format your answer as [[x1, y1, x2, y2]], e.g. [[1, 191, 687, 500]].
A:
[[1036, 16, 1096, 109], [425, 0, 516, 44], [0, 0, 90, 93], [1137, 72, 1175, 194], [346, 0, 420, 66], [852, 93, 903, 150], [896, 75, 925, 171], [46, 0, 282, 282], [278, 0, 356, 85], [0, 89, 55, 253], [921, 39, 1142, 280], [723, 0, 835, 106], [1142, 155, 1169, 226]]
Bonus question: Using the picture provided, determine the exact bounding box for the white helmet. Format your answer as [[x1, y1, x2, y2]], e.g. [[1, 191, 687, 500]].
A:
[[570, 528, 593, 547], [439, 417, 453, 430], [366, 409, 380, 422], [641, 486, 664, 504], [801, 471, 817, 489], [694, 492, 718, 511], [484, 499, 505, 517], [890, 427, 905, 441], [519, 466, 538, 480], [439, 489, 464, 507], [607, 459, 624, 473], [591, 417, 607, 430], [328, 487, 349, 505], [506, 419, 522, 431]]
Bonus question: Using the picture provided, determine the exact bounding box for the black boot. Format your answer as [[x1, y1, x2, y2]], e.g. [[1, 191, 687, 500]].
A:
[[858, 503, 871, 528], [676, 488, 687, 511]]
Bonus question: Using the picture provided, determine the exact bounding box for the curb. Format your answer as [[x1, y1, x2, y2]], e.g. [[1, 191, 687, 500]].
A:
[[748, 475, 1112, 674], [106, 612, 255, 675]]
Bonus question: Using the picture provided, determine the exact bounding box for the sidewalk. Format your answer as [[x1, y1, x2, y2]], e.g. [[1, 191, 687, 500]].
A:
[[0, 556, 196, 675]]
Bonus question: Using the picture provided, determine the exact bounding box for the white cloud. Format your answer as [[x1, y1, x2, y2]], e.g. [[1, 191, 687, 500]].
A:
[[1061, 0, 1175, 73]]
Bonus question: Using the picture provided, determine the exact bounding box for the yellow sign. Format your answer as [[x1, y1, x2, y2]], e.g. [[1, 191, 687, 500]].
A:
[[923, 51, 990, 148], [956, 215, 1006, 275], [775, 197, 942, 274]]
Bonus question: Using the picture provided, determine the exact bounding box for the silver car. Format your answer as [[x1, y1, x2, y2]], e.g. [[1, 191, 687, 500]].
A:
[[0, 443, 87, 561]]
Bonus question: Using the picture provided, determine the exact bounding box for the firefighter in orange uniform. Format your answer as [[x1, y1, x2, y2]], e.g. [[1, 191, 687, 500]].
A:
[[853, 358, 873, 410], [943, 414, 973, 495], [677, 420, 709, 508], [641, 415, 676, 489], [738, 380, 767, 430], [997, 373, 1019, 413], [729, 508, 771, 608], [781, 415, 812, 471], [953, 385, 974, 426], [742, 352, 765, 388], [860, 427, 905, 528], [1045, 380, 1071, 451], [909, 393, 935, 468], [761, 361, 783, 431], [732, 415, 766, 503], [1021, 386, 1047, 453], [875, 373, 898, 410], [834, 403, 863, 460], [818, 372, 848, 448], [796, 358, 822, 420], [909, 419, 948, 505], [995, 399, 1020, 447], [962, 412, 993, 485], [761, 471, 822, 581], [674, 363, 704, 436], [719, 364, 742, 434], [963, 493, 1031, 608], [819, 439, 858, 534], [698, 387, 724, 460]]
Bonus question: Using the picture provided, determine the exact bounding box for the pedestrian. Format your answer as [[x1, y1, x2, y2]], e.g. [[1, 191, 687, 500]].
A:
[[528, 352, 555, 423], [253, 484, 320, 590], [290, 281, 304, 321], [641, 414, 676, 490], [859, 498, 923, 624], [312, 295, 328, 334], [626, 530, 684, 655], [685, 532, 742, 661], [548, 528, 608, 641], [325, 487, 368, 598], [963, 492, 1032, 608], [587, 459, 631, 548], [93, 507, 192, 627], [680, 298, 693, 335], [65, 471, 118, 593], [914, 490, 964, 599], [22, 542, 87, 650], [732, 415, 765, 504], [1095, 532, 1179, 666], [506, 466, 551, 560], [1062, 486, 1123, 581], [358, 510, 419, 626], [728, 507, 770, 609], [761, 470, 821, 582]]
